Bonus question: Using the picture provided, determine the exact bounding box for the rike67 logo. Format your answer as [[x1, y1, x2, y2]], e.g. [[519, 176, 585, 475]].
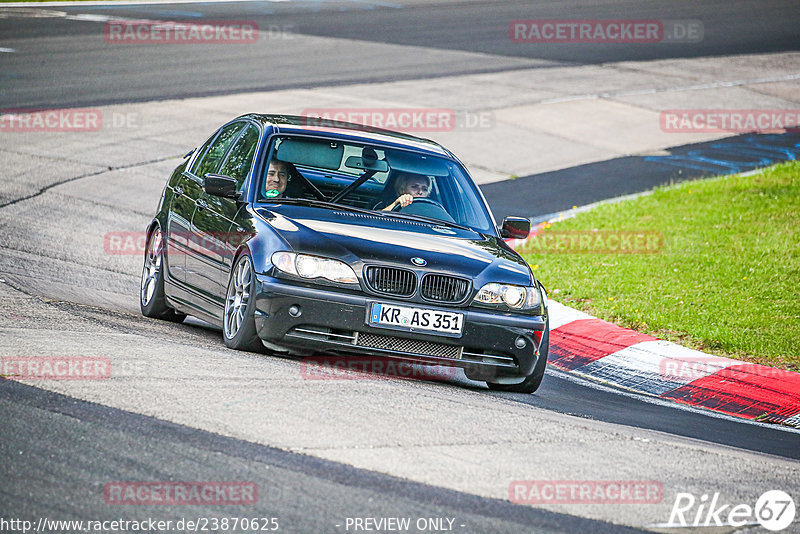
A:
[[666, 490, 795, 531]]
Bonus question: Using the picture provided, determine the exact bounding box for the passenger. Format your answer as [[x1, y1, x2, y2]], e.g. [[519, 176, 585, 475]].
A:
[[264, 159, 290, 198], [382, 173, 432, 211]]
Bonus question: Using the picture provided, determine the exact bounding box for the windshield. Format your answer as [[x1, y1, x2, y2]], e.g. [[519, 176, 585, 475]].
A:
[[257, 135, 495, 234]]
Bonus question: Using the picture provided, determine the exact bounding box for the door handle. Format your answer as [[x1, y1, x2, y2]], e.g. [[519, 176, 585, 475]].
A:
[[196, 198, 208, 210], [174, 186, 184, 197]]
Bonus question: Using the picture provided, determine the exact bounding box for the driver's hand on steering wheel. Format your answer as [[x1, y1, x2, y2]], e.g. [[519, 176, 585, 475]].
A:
[[384, 194, 414, 211], [396, 194, 414, 208]]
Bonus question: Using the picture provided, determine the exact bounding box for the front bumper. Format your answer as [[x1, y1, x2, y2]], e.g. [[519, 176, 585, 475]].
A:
[[253, 274, 547, 379]]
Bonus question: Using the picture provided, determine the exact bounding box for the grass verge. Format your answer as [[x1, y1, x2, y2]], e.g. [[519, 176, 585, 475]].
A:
[[517, 161, 799, 371]]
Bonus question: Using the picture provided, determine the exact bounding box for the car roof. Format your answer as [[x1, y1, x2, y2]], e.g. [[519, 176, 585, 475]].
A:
[[240, 113, 454, 159]]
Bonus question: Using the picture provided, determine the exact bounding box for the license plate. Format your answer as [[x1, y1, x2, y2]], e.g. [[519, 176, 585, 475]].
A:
[[369, 303, 464, 336]]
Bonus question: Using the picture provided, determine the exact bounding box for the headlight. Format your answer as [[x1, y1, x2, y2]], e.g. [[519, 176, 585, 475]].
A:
[[474, 283, 542, 311], [271, 252, 358, 284]]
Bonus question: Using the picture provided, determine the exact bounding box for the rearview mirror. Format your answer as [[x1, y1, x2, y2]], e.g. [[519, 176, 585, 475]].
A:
[[500, 217, 531, 239], [204, 174, 238, 199], [344, 155, 389, 172]]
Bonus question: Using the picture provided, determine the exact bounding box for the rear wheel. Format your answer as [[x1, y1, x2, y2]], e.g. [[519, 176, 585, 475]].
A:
[[487, 320, 549, 394], [223, 254, 264, 352], [140, 226, 186, 323]]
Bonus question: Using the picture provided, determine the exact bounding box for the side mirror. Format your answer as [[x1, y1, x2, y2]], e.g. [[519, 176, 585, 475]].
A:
[[500, 217, 531, 239], [204, 174, 238, 199]]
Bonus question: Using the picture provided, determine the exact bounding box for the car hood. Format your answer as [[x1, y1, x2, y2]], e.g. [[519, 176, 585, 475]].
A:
[[256, 205, 533, 285]]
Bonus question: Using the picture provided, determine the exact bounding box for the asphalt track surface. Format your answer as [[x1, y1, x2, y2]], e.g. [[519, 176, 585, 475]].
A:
[[1, 1, 800, 532], [1, 379, 644, 534], [0, 0, 799, 108]]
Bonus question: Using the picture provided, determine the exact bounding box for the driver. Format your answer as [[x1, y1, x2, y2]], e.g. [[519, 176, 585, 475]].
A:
[[382, 173, 432, 211], [264, 159, 290, 198]]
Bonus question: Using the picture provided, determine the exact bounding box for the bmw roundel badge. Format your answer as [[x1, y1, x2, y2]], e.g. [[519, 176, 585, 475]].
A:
[[411, 257, 427, 266]]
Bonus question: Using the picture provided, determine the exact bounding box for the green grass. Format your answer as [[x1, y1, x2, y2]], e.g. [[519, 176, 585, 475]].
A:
[[518, 161, 800, 371]]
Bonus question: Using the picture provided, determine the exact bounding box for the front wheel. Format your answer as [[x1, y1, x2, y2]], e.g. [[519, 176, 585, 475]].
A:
[[486, 321, 549, 394], [223, 254, 264, 352], [140, 226, 186, 323]]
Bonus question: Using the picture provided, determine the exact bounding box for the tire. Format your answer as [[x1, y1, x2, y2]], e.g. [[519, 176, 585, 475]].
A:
[[140, 226, 186, 323], [487, 320, 549, 394], [223, 253, 264, 352]]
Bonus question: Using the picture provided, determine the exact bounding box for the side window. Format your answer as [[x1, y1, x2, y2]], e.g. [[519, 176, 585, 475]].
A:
[[218, 124, 260, 191], [192, 122, 245, 178], [188, 134, 217, 175]]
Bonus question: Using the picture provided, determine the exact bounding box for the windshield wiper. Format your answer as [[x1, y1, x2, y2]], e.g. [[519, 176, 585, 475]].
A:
[[262, 198, 472, 231], [383, 211, 473, 232], [262, 197, 387, 217]]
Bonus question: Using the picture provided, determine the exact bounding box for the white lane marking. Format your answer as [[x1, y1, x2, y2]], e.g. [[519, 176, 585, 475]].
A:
[[785, 413, 800, 427], [548, 300, 593, 330], [0, 47, 17, 53], [528, 190, 655, 225], [527, 169, 765, 226], [64, 13, 117, 22], [0, 10, 213, 27], [0, 8, 67, 18], [578, 341, 740, 395], [2, 0, 402, 7]]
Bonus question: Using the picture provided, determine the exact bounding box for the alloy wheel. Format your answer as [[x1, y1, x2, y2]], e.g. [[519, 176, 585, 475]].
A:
[[224, 256, 253, 339], [141, 228, 163, 306]]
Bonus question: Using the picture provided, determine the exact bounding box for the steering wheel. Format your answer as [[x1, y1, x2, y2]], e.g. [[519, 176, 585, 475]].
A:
[[392, 197, 444, 212], [394, 197, 455, 223]]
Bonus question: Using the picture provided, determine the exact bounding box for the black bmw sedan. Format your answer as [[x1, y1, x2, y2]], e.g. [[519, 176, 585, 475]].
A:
[[141, 114, 549, 393]]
